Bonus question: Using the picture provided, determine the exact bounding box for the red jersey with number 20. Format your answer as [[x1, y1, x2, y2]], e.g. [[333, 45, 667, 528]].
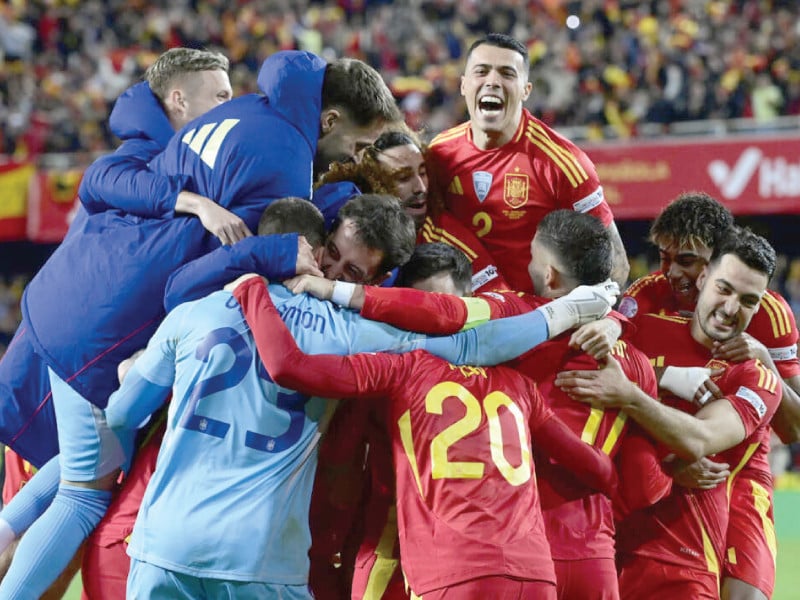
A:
[[428, 109, 613, 292]]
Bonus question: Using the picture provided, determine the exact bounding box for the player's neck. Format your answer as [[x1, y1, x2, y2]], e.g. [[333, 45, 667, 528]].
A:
[[471, 125, 514, 150], [689, 318, 715, 350]]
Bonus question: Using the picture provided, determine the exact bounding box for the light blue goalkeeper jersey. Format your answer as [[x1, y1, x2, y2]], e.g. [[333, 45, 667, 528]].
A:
[[106, 281, 552, 583], [107, 284, 428, 584]]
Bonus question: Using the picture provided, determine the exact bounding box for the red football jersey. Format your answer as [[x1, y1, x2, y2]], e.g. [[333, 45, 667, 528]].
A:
[[351, 353, 559, 594], [428, 109, 614, 293], [619, 314, 781, 576], [620, 274, 799, 482], [512, 337, 663, 561], [417, 212, 510, 294], [360, 286, 664, 562]]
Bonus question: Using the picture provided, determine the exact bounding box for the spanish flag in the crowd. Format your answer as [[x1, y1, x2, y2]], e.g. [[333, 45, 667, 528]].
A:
[[0, 162, 35, 241]]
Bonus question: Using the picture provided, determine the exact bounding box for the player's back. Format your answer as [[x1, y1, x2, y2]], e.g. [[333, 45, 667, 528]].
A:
[[130, 283, 429, 583], [129, 288, 328, 583], [384, 352, 556, 594], [511, 337, 656, 561]]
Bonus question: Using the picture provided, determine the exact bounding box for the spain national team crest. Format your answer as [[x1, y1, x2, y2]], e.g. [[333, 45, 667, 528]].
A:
[[472, 171, 493, 202], [503, 173, 529, 209]]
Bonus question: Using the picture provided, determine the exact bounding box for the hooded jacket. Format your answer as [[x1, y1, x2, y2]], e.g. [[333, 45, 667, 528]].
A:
[[19, 50, 323, 412]]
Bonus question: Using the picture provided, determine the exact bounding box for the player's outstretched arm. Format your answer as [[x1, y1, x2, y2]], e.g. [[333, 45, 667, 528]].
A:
[[104, 362, 172, 432], [423, 280, 618, 366], [78, 140, 185, 218], [231, 275, 393, 399], [284, 275, 491, 334], [555, 354, 748, 461]]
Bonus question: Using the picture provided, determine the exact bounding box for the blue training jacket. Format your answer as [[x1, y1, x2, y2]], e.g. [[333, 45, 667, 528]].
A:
[[20, 50, 323, 409]]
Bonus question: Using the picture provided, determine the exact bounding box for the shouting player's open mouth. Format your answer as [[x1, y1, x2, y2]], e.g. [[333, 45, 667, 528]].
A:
[[478, 94, 504, 118]]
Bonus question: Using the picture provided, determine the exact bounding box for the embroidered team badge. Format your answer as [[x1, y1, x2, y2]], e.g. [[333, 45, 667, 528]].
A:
[[503, 172, 529, 209], [472, 171, 493, 202]]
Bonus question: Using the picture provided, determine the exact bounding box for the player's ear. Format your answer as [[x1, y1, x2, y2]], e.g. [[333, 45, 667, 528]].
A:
[[320, 108, 340, 135], [313, 245, 324, 267], [696, 266, 708, 291], [523, 81, 533, 101], [544, 264, 559, 292]]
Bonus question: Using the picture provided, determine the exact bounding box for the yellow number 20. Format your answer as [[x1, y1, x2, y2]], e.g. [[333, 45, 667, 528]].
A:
[[399, 382, 532, 489]]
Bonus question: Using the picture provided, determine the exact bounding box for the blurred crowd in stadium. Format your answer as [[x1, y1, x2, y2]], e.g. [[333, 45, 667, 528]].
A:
[[1, 0, 800, 157]]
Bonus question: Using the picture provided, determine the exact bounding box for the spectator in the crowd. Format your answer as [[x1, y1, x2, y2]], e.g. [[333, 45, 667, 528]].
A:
[[3, 0, 800, 158]]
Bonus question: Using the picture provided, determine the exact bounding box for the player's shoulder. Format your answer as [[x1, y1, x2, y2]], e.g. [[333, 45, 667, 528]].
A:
[[618, 273, 668, 318], [611, 338, 652, 371], [428, 122, 471, 151], [625, 272, 668, 298], [421, 213, 480, 260], [519, 111, 594, 184], [723, 358, 781, 407], [747, 288, 798, 342]]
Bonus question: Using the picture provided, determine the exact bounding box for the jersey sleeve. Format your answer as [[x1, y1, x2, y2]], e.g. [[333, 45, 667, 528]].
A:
[[78, 139, 188, 218], [621, 342, 658, 398], [536, 125, 613, 227], [748, 291, 800, 379], [617, 274, 665, 321], [104, 309, 181, 431], [721, 359, 783, 437], [612, 423, 672, 519], [163, 234, 299, 312], [361, 287, 523, 335], [312, 181, 361, 230]]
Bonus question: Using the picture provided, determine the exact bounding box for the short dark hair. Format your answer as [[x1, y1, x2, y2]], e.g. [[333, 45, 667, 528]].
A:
[[536, 210, 611, 285], [397, 243, 472, 296], [711, 226, 776, 281], [466, 33, 528, 65], [321, 58, 402, 127], [145, 47, 229, 100], [649, 192, 734, 251], [258, 197, 326, 248], [332, 194, 416, 273]]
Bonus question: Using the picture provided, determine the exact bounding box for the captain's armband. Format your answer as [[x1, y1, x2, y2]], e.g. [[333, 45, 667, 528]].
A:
[[461, 297, 492, 331]]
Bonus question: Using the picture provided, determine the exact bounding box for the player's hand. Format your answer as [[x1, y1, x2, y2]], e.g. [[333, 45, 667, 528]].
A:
[[117, 349, 145, 384], [283, 274, 334, 300], [538, 279, 620, 339], [224, 273, 265, 293], [182, 191, 253, 245], [711, 332, 767, 364], [296, 236, 323, 278], [664, 455, 730, 490], [659, 366, 723, 405], [555, 353, 632, 408], [692, 372, 724, 406], [569, 317, 622, 360]]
